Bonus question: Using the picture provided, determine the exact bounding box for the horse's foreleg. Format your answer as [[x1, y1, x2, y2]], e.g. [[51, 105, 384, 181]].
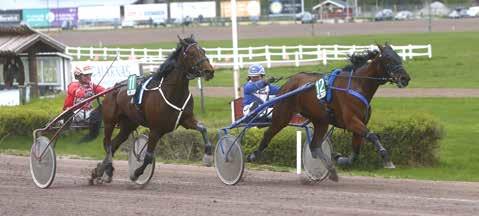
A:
[[345, 117, 395, 169], [131, 130, 161, 181], [180, 117, 213, 166], [365, 131, 395, 168], [89, 122, 115, 184]]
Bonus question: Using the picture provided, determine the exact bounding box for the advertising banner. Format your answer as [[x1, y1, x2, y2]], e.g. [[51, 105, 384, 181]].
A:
[[70, 61, 140, 88], [220, 0, 261, 17], [170, 2, 216, 20], [78, 6, 121, 22], [0, 10, 22, 25], [49, 8, 78, 28], [124, 4, 167, 21], [269, 0, 301, 15], [22, 8, 49, 27]]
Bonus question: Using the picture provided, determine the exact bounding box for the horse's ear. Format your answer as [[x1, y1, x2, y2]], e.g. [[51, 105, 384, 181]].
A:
[[190, 34, 195, 41], [377, 43, 385, 53], [177, 35, 187, 46]]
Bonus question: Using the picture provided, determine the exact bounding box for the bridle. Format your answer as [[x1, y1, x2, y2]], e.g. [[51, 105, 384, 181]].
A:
[[182, 43, 210, 80]]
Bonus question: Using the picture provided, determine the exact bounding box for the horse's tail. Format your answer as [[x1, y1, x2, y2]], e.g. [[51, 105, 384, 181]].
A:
[[78, 106, 102, 143]]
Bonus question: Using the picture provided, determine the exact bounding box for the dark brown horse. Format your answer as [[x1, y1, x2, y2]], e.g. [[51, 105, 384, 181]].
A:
[[247, 44, 411, 181], [90, 36, 215, 183]]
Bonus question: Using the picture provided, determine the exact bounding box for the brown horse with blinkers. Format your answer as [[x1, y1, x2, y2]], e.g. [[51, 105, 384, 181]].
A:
[[246, 44, 411, 181], [90, 35, 215, 183]]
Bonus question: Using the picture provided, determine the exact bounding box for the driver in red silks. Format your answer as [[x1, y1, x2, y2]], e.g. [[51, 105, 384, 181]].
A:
[[63, 65, 105, 112]]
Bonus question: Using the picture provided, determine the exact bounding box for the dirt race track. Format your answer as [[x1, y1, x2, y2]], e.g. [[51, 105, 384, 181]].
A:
[[1, 155, 478, 216]]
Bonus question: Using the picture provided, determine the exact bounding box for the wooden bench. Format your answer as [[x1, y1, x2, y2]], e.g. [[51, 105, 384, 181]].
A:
[[230, 97, 309, 126]]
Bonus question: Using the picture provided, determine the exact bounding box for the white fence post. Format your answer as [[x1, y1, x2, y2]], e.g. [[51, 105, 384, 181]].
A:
[[298, 45, 303, 59], [316, 45, 321, 60], [239, 55, 244, 69], [143, 48, 148, 59], [265, 45, 271, 68], [158, 48, 163, 60], [76, 47, 80, 59], [116, 48, 120, 59], [296, 131, 302, 175], [408, 44, 413, 60], [333, 44, 338, 59], [294, 52, 300, 67], [130, 48, 135, 60], [89, 47, 93, 59], [282, 45, 287, 60], [322, 50, 327, 65], [401, 48, 407, 61], [217, 47, 221, 60], [103, 47, 107, 60], [428, 44, 432, 58], [248, 47, 253, 60]]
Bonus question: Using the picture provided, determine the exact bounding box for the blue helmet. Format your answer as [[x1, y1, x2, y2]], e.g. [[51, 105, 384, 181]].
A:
[[248, 64, 265, 77]]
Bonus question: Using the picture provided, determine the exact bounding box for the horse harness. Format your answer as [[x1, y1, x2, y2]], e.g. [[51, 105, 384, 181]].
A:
[[140, 77, 192, 130], [321, 68, 391, 124], [183, 43, 210, 80]]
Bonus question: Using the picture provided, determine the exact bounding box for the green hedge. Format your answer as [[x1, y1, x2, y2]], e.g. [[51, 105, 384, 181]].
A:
[[0, 107, 52, 138], [117, 113, 443, 170], [0, 97, 443, 170]]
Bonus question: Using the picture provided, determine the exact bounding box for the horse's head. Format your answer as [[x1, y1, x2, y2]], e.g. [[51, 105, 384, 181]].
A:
[[376, 43, 411, 88], [177, 35, 215, 81]]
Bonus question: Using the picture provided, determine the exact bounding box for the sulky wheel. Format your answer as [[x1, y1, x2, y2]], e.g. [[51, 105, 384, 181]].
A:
[[30, 136, 56, 189], [214, 135, 244, 185], [128, 134, 155, 185], [303, 135, 333, 182]]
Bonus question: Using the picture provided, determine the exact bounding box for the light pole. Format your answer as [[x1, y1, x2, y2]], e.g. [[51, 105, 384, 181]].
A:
[[231, 0, 240, 99], [427, 0, 432, 32]]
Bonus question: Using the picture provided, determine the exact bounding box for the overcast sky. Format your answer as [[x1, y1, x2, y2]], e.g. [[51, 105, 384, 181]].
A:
[[1, 0, 136, 10]]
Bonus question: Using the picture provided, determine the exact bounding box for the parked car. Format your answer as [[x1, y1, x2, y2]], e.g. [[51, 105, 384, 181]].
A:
[[300, 12, 315, 24], [152, 18, 166, 27], [394, 11, 413, 20], [374, 9, 393, 21], [121, 20, 135, 28], [448, 7, 469, 19]]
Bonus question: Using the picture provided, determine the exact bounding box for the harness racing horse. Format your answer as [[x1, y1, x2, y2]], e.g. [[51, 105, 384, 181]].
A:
[[246, 44, 411, 181], [90, 35, 215, 183]]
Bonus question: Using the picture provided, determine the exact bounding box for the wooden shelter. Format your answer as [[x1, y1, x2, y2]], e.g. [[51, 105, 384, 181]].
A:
[[0, 25, 67, 104]]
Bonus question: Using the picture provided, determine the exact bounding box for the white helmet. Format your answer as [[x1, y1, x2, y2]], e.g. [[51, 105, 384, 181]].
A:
[[248, 64, 265, 77], [74, 65, 93, 76]]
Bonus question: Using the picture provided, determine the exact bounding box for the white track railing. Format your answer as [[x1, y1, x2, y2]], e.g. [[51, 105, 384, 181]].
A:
[[66, 44, 432, 68]]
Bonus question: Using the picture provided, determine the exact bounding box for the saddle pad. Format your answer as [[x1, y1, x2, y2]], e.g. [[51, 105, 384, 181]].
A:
[[135, 77, 153, 105]]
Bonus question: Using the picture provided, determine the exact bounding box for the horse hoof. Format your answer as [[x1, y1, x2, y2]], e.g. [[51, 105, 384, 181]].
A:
[[246, 153, 256, 162], [384, 161, 396, 169], [102, 174, 112, 183], [202, 154, 213, 167], [336, 156, 352, 166], [328, 168, 339, 182], [130, 173, 139, 182]]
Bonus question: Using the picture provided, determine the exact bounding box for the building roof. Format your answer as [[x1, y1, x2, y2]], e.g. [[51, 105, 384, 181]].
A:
[[313, 0, 349, 11], [0, 25, 65, 55]]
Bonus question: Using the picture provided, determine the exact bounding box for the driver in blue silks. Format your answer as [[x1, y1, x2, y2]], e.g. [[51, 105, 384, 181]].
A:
[[242, 64, 280, 118]]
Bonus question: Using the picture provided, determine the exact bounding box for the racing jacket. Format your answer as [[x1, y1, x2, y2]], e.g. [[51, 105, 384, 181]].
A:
[[242, 80, 280, 107], [63, 82, 105, 110]]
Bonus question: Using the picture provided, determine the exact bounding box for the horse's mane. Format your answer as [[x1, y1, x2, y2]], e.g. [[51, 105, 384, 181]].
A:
[[342, 49, 379, 72], [152, 37, 198, 81]]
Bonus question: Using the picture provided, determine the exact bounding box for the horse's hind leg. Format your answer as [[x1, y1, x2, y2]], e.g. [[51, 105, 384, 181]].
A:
[[246, 105, 293, 162], [131, 129, 162, 181], [309, 121, 338, 182], [100, 118, 138, 183], [179, 116, 213, 166]]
